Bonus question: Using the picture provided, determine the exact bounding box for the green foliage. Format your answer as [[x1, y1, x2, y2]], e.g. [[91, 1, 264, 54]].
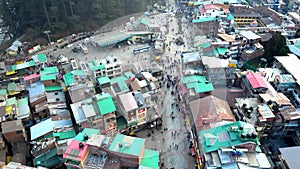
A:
[[261, 32, 290, 65], [1, 0, 158, 40]]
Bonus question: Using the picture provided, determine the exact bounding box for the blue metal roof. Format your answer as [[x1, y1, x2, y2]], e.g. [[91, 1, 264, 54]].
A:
[[26, 81, 45, 98], [31, 118, 54, 140]]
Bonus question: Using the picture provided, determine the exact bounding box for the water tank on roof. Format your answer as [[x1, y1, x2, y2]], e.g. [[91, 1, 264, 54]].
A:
[[84, 133, 89, 140], [231, 150, 236, 156], [251, 133, 257, 139], [79, 142, 84, 149]]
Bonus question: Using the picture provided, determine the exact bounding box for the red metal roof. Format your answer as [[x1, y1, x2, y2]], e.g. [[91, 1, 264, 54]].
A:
[[246, 73, 268, 89], [63, 139, 88, 161], [24, 73, 40, 81], [203, 4, 230, 13]]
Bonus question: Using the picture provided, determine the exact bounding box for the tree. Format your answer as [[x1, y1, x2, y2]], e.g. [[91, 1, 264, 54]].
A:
[[261, 32, 290, 66], [1, 0, 158, 42]]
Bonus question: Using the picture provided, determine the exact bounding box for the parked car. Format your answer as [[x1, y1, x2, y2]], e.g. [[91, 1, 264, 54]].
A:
[[72, 46, 81, 53], [57, 55, 69, 65], [66, 44, 73, 48]]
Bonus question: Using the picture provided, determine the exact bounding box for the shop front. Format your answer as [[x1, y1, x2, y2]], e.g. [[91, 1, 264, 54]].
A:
[[137, 108, 147, 126]]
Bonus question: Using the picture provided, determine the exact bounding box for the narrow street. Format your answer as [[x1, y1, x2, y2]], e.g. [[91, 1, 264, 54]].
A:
[[135, 1, 197, 168]]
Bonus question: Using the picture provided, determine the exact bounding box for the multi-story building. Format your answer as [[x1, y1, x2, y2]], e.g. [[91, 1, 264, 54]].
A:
[[132, 92, 147, 126], [201, 56, 236, 86], [242, 72, 268, 96], [273, 74, 297, 92], [215, 33, 243, 59], [199, 121, 272, 169], [65, 130, 159, 169], [239, 30, 264, 61], [190, 95, 236, 132], [71, 98, 101, 128], [182, 75, 214, 100], [40, 66, 62, 91], [26, 81, 47, 120], [181, 52, 202, 75], [63, 140, 89, 169], [95, 93, 117, 132], [31, 118, 75, 168], [104, 56, 122, 78], [192, 17, 219, 38], [2, 120, 25, 143], [231, 6, 262, 26], [118, 92, 139, 128]]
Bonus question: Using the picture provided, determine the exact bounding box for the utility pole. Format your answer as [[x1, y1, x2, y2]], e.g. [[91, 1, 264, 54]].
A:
[[43, 30, 52, 45]]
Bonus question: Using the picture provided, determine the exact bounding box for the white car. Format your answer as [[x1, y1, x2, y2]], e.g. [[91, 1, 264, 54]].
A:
[[66, 44, 73, 48], [57, 55, 69, 65]]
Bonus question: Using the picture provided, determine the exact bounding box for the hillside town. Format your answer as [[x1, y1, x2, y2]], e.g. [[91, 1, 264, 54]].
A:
[[0, 0, 300, 169]]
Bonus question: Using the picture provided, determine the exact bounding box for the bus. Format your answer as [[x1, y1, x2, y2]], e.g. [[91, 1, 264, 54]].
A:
[[133, 46, 150, 54]]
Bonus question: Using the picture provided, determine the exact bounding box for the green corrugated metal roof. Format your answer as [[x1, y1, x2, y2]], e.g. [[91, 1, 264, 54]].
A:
[[6, 97, 16, 106], [97, 76, 111, 85], [11, 65, 16, 71], [241, 0, 248, 4], [133, 18, 149, 27], [183, 75, 214, 93], [110, 76, 129, 92], [7, 82, 17, 92], [17, 97, 28, 107], [74, 128, 100, 142], [63, 74, 74, 87], [140, 149, 160, 169], [12, 60, 36, 71], [200, 42, 211, 49], [194, 1, 203, 5], [183, 75, 206, 84], [227, 13, 235, 20], [29, 60, 36, 66], [217, 48, 229, 55], [96, 93, 116, 115], [45, 85, 62, 92], [0, 89, 7, 95], [37, 53, 47, 62], [63, 70, 86, 87], [124, 71, 135, 79], [199, 121, 260, 153], [40, 74, 56, 81], [192, 17, 215, 23], [40, 66, 59, 75], [108, 133, 145, 156], [186, 82, 214, 93], [53, 130, 76, 140], [88, 60, 105, 71], [294, 43, 300, 49]]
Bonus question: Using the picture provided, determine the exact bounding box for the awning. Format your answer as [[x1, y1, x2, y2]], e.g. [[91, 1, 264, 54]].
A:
[[6, 70, 16, 75]]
